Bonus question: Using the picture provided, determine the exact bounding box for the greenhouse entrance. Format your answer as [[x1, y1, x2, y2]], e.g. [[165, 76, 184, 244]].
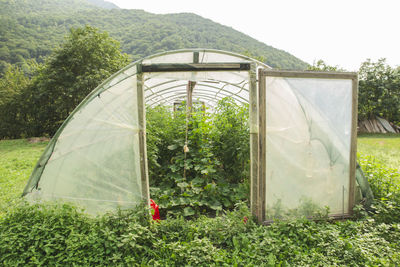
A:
[[23, 49, 364, 224], [141, 61, 257, 218]]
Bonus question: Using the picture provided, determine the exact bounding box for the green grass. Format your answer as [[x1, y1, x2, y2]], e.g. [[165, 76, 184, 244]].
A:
[[358, 133, 400, 169], [0, 139, 47, 211]]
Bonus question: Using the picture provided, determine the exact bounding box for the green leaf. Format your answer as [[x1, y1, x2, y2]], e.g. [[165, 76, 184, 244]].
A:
[[209, 200, 222, 210], [177, 182, 189, 189], [167, 144, 178, 150], [183, 207, 195, 217]]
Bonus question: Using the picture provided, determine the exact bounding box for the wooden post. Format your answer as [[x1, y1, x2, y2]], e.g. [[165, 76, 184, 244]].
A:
[[249, 63, 259, 219], [257, 68, 266, 223], [348, 76, 358, 215], [136, 72, 150, 206]]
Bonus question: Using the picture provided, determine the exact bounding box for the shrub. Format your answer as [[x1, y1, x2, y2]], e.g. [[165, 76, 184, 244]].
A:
[[358, 154, 400, 223]]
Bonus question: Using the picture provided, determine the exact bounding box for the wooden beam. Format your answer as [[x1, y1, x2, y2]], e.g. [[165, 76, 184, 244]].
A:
[[259, 69, 358, 80], [141, 63, 251, 73], [249, 63, 259, 218], [258, 68, 266, 223], [137, 73, 150, 207], [348, 76, 358, 215]]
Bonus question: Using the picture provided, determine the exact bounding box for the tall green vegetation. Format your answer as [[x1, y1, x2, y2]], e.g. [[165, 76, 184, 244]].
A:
[[358, 59, 400, 124], [0, 26, 129, 138], [147, 99, 250, 218], [0, 63, 36, 138], [27, 25, 129, 135]]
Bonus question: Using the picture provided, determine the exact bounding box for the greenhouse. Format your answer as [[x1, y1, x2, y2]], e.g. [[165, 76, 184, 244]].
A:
[[22, 49, 372, 223]]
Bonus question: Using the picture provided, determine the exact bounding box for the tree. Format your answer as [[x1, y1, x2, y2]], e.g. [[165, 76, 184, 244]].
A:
[[0, 63, 34, 138], [29, 25, 130, 136], [358, 58, 400, 124], [307, 59, 345, 72]]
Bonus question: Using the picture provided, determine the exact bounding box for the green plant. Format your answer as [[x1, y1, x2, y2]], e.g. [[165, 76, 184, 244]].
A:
[[358, 59, 400, 124], [2, 202, 399, 266], [146, 98, 250, 218], [358, 154, 400, 223]]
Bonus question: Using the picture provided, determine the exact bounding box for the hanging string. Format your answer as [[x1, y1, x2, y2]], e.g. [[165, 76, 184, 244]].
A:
[[183, 81, 195, 180]]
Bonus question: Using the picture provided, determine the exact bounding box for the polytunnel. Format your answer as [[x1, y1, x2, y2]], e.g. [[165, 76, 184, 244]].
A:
[[23, 49, 372, 223]]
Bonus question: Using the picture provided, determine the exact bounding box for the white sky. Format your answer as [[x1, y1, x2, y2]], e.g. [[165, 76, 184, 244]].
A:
[[108, 0, 400, 71]]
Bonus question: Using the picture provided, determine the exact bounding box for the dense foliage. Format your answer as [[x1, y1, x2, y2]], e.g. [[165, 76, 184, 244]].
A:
[[0, 26, 129, 138], [146, 99, 250, 218], [0, 0, 308, 75], [358, 59, 400, 124], [0, 63, 36, 138], [1, 155, 399, 266], [358, 154, 400, 224]]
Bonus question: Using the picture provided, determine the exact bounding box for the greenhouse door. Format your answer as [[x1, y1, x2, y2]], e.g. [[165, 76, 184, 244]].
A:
[[255, 69, 358, 223]]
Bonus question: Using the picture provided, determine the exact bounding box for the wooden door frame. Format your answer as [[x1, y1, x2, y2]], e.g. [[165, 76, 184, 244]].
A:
[[255, 69, 358, 223]]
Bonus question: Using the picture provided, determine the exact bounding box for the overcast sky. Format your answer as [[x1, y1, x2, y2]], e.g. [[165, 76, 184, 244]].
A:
[[108, 0, 400, 71]]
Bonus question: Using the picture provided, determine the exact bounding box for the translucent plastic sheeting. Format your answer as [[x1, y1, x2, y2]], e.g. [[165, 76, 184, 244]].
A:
[[23, 49, 269, 215], [197, 51, 253, 63], [143, 71, 250, 107], [25, 75, 142, 214], [264, 77, 352, 220], [142, 50, 256, 65]]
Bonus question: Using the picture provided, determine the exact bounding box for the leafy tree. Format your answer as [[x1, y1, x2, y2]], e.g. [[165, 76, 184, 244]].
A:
[[308, 59, 345, 71], [358, 58, 400, 124], [28, 25, 129, 135], [241, 50, 266, 63], [0, 63, 35, 138]]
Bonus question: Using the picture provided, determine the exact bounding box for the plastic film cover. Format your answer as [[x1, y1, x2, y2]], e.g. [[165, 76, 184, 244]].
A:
[[26, 76, 142, 214], [143, 71, 249, 107], [264, 77, 352, 220]]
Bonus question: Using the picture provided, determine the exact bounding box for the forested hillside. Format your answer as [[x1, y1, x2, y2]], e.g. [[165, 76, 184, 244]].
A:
[[0, 0, 308, 74]]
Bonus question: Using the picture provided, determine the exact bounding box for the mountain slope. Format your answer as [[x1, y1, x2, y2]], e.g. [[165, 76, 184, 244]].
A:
[[87, 0, 119, 9], [0, 0, 308, 73]]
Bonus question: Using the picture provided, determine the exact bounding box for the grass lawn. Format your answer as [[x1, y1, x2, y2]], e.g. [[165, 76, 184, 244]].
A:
[[358, 133, 400, 169], [0, 139, 48, 211]]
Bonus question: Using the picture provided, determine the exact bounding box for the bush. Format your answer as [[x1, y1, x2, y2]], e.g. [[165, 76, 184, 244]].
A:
[[358, 154, 400, 223], [358, 59, 400, 124]]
